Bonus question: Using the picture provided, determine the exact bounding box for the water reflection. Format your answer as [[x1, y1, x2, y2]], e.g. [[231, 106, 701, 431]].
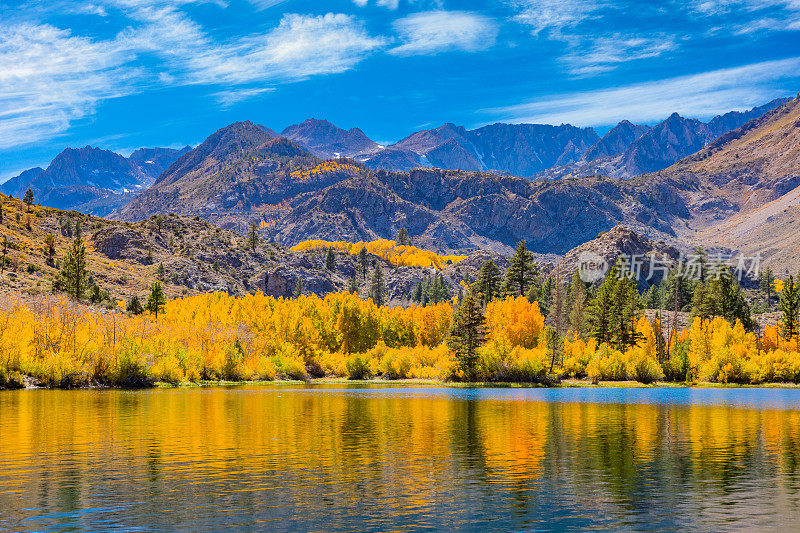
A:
[[1, 386, 800, 531]]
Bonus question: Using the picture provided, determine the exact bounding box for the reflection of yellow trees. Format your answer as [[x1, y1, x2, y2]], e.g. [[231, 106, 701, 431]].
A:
[[5, 390, 800, 527], [291, 239, 466, 270]]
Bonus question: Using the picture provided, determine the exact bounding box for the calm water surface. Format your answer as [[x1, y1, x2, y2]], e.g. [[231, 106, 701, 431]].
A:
[[2, 385, 800, 531]]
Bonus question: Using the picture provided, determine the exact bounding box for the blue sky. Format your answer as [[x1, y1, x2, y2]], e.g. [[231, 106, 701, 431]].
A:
[[1, 0, 800, 181]]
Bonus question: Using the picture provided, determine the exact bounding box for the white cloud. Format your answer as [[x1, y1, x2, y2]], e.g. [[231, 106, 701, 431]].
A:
[[119, 9, 386, 85], [0, 7, 386, 149], [487, 57, 800, 126], [247, 0, 288, 10], [0, 23, 134, 149], [390, 11, 498, 56], [213, 87, 274, 108], [507, 0, 610, 35], [564, 34, 678, 76], [352, 0, 399, 8], [690, 0, 800, 32]]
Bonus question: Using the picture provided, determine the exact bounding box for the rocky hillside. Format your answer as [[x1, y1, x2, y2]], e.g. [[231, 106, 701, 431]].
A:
[[2, 145, 190, 216], [115, 119, 688, 254], [1, 193, 500, 305]]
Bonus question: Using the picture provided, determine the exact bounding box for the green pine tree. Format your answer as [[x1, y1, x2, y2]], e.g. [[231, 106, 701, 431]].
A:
[[23, 189, 34, 212], [56, 237, 88, 300], [567, 271, 590, 338], [358, 247, 369, 280], [145, 281, 167, 319], [326, 247, 336, 271], [780, 275, 800, 344], [447, 291, 486, 381], [474, 258, 502, 306], [248, 221, 259, 251], [691, 263, 755, 331], [369, 263, 386, 307], [502, 240, 539, 297], [760, 267, 775, 303], [293, 277, 304, 298], [126, 295, 144, 315], [396, 227, 412, 246]]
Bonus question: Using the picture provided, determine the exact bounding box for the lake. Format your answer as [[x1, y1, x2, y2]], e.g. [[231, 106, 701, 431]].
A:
[[2, 385, 800, 531]]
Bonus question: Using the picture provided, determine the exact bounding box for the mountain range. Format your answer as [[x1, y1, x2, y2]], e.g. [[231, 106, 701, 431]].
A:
[[2, 145, 190, 216], [108, 96, 800, 275], [5, 98, 787, 218], [4, 95, 798, 271]]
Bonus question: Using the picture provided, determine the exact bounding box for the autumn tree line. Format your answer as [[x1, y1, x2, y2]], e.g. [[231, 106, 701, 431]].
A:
[[3, 197, 800, 388]]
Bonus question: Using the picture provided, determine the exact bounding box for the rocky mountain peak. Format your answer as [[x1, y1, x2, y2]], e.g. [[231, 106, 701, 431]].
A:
[[281, 118, 380, 159]]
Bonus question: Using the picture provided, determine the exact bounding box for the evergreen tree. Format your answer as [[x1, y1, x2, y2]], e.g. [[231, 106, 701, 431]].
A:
[[411, 273, 451, 306], [56, 237, 87, 300], [156, 263, 165, 281], [662, 266, 694, 312], [73, 219, 82, 239], [126, 295, 144, 315], [44, 234, 56, 267], [23, 189, 34, 212], [1, 235, 7, 272], [348, 273, 358, 294], [588, 262, 642, 349], [567, 271, 590, 338], [691, 264, 755, 331], [396, 227, 412, 246], [474, 258, 501, 306], [88, 282, 103, 304], [369, 263, 386, 307], [0, 202, 4, 225], [145, 281, 167, 319], [325, 247, 336, 271], [529, 275, 554, 315], [610, 275, 642, 350], [293, 278, 304, 298], [248, 221, 259, 251], [502, 240, 539, 297], [358, 247, 369, 280], [760, 267, 775, 303], [780, 275, 800, 343], [588, 268, 617, 345], [447, 291, 486, 380]]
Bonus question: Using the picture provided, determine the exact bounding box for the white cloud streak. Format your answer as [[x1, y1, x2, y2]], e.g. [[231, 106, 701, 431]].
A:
[[0, 23, 135, 149], [390, 11, 498, 56], [487, 57, 800, 126], [564, 34, 679, 76], [1, 6, 386, 149]]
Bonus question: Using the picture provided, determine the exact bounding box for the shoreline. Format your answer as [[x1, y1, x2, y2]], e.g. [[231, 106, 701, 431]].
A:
[[5, 377, 800, 391]]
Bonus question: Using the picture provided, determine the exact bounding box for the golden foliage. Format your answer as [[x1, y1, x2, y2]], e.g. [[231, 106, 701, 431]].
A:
[[289, 161, 360, 181], [291, 238, 466, 270]]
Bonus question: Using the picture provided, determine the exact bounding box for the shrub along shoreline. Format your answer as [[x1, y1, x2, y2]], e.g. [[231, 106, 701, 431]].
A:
[[2, 288, 800, 390]]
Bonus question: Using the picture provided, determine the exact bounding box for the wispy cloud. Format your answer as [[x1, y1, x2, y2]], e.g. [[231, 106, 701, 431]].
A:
[[487, 57, 800, 126], [213, 87, 274, 108], [1, 6, 387, 149], [563, 34, 679, 76], [0, 23, 135, 149], [690, 0, 800, 33], [507, 0, 611, 36], [390, 11, 498, 56], [118, 9, 386, 85]]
